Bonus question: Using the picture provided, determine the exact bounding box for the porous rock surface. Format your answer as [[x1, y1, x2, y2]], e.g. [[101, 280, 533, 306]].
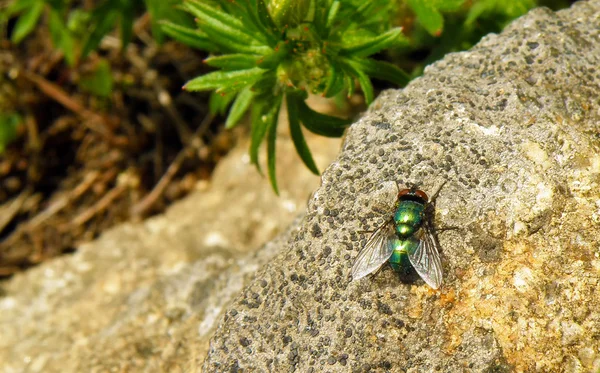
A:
[[0, 123, 341, 372], [204, 2, 600, 372]]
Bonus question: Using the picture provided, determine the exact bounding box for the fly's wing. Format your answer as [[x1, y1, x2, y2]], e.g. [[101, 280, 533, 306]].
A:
[[407, 223, 443, 289], [351, 220, 396, 281]]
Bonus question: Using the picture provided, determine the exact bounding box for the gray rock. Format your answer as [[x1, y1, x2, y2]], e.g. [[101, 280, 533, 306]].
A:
[[0, 124, 342, 372], [204, 2, 600, 372]]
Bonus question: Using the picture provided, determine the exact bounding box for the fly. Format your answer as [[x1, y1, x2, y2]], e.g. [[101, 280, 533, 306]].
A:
[[351, 182, 445, 289]]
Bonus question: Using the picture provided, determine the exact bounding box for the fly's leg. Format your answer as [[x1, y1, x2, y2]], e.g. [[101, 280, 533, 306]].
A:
[[422, 180, 452, 238], [429, 180, 447, 203], [425, 180, 447, 218]]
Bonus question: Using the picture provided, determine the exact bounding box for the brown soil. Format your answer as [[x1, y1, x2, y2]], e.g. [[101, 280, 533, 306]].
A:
[[0, 17, 236, 277]]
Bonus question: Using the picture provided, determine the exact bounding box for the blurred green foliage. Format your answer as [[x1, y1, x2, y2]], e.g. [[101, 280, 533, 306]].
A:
[[1, 0, 571, 191], [79, 59, 113, 98], [397, 0, 568, 72], [164, 0, 412, 193], [2, 0, 192, 65], [0, 112, 22, 154]]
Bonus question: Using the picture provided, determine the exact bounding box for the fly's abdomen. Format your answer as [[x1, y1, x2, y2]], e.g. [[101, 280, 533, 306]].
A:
[[389, 238, 419, 273], [393, 200, 425, 238]]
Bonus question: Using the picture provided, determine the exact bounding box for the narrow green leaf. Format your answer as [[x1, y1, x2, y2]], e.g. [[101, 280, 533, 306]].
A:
[[310, 0, 329, 37], [296, 99, 350, 138], [287, 95, 319, 174], [268, 0, 310, 29], [355, 0, 373, 15], [214, 0, 264, 35], [46, 0, 67, 14], [11, 1, 44, 43], [146, 0, 194, 43], [407, 0, 444, 36], [189, 0, 269, 45], [48, 8, 75, 65], [247, 72, 277, 94], [226, 87, 255, 129], [205, 54, 260, 70], [323, 61, 345, 98], [195, 24, 271, 55], [209, 90, 236, 115], [341, 59, 373, 104], [326, 1, 340, 29], [236, 0, 279, 47], [185, 0, 244, 30], [434, 0, 465, 12], [252, 0, 278, 33], [351, 58, 410, 87], [465, 2, 488, 26], [344, 74, 355, 98], [184, 67, 265, 92], [160, 21, 219, 51], [82, 3, 118, 57], [184, 0, 270, 53], [249, 98, 270, 172], [256, 41, 289, 69], [120, 3, 135, 52], [356, 68, 373, 105], [266, 96, 282, 195], [340, 28, 405, 58], [6, 0, 38, 15]]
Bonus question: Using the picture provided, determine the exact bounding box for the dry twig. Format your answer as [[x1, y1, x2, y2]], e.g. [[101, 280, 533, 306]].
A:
[[71, 183, 128, 227], [20, 70, 127, 146], [130, 113, 214, 217], [28, 170, 101, 229], [0, 188, 32, 234]]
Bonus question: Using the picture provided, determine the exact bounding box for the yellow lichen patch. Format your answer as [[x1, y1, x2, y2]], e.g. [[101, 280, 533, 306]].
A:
[[438, 288, 456, 308], [442, 223, 600, 372], [590, 154, 600, 173], [512, 266, 538, 293], [405, 285, 427, 319], [521, 141, 552, 170]]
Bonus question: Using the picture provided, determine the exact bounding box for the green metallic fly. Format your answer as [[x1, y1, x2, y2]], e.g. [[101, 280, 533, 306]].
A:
[[351, 182, 445, 289]]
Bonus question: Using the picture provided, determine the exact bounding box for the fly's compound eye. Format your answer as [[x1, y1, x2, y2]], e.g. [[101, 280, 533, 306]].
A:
[[397, 189, 412, 199], [414, 190, 429, 202], [398, 188, 429, 202]]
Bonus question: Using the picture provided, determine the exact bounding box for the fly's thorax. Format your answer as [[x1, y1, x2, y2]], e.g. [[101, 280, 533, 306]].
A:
[[393, 200, 425, 238]]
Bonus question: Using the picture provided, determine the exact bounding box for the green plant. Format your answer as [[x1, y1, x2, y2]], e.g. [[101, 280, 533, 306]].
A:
[[3, 0, 191, 65], [163, 0, 411, 193], [396, 0, 547, 71], [79, 59, 114, 98], [2, 0, 568, 193], [405, 0, 465, 36]]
